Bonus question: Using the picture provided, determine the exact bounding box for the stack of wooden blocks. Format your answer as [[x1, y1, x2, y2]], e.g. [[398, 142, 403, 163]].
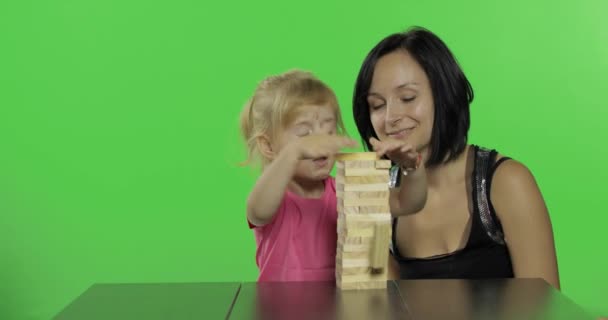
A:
[[335, 152, 392, 290]]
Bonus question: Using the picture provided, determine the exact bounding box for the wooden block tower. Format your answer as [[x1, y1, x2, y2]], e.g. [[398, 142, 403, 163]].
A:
[[335, 152, 392, 290]]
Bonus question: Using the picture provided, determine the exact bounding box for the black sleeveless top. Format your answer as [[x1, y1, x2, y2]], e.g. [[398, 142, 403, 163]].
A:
[[391, 146, 514, 279]]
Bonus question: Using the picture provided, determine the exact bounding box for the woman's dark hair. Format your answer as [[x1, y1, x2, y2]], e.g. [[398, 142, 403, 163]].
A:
[[353, 26, 474, 167]]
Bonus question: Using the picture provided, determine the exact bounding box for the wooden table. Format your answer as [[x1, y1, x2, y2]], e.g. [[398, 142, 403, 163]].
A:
[[54, 282, 241, 319], [54, 279, 592, 319]]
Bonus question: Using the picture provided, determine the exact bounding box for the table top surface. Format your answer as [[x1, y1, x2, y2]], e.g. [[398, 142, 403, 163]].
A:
[[54, 282, 241, 320], [54, 279, 592, 320]]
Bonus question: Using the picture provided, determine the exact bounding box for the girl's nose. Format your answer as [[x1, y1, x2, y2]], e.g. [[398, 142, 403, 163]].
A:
[[312, 122, 324, 134]]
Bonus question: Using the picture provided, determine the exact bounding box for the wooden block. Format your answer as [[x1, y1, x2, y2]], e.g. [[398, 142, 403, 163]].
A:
[[338, 224, 391, 238], [339, 197, 389, 207], [336, 249, 369, 260], [375, 160, 392, 169], [337, 182, 388, 192], [338, 227, 375, 237], [336, 256, 370, 268], [336, 175, 389, 185], [337, 191, 389, 200], [337, 160, 376, 169], [338, 271, 387, 283], [337, 279, 386, 290], [335, 266, 370, 276], [338, 213, 391, 229], [337, 227, 385, 239], [337, 235, 373, 246], [337, 243, 372, 253], [336, 152, 378, 161], [337, 167, 389, 177], [338, 204, 390, 214], [370, 223, 391, 272], [339, 212, 392, 221], [336, 159, 391, 170], [338, 231, 390, 242]]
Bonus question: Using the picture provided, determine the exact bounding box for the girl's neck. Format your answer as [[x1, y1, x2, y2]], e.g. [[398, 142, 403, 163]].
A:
[[287, 178, 326, 199]]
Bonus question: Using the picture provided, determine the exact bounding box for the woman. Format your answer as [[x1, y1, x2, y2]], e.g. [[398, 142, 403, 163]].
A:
[[352, 27, 560, 289]]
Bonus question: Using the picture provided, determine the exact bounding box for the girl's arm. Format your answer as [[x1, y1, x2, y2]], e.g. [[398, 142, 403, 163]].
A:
[[247, 134, 357, 226], [491, 158, 560, 289], [246, 146, 300, 226]]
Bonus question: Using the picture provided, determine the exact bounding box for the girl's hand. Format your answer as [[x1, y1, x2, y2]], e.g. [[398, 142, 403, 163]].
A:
[[369, 137, 421, 171], [292, 134, 358, 160]]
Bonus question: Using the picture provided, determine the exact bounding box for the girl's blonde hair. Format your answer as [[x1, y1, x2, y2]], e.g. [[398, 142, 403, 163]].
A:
[[240, 70, 346, 166]]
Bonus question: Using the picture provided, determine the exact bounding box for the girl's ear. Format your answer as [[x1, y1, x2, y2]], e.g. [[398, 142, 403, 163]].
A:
[[256, 134, 275, 160]]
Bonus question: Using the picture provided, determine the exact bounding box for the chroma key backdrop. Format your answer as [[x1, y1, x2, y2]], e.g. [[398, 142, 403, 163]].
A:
[[0, 0, 606, 318]]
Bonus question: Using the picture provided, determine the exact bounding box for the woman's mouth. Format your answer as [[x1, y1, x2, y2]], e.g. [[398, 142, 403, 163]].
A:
[[387, 127, 414, 139]]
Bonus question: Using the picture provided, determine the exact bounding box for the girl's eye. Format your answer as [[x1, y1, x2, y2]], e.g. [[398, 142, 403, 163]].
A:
[[296, 128, 311, 137], [323, 118, 336, 125], [321, 119, 336, 130]]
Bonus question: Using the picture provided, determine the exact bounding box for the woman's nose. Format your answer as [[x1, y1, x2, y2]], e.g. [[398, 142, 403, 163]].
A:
[[385, 100, 403, 126]]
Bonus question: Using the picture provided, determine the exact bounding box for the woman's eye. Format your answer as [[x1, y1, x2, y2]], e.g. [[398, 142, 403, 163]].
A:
[[370, 104, 385, 110], [401, 96, 416, 102]]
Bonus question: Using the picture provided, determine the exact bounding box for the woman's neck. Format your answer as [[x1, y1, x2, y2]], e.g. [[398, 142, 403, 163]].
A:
[[425, 145, 473, 189]]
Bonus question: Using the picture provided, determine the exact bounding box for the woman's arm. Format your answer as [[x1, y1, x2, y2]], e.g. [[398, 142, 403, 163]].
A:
[[387, 254, 401, 280], [369, 137, 428, 216], [390, 165, 427, 216], [491, 158, 560, 289]]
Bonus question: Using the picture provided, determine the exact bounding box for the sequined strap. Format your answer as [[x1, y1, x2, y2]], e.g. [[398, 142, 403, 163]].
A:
[[474, 146, 506, 245]]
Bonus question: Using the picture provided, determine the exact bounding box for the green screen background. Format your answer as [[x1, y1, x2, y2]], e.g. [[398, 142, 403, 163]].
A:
[[1, 0, 606, 319]]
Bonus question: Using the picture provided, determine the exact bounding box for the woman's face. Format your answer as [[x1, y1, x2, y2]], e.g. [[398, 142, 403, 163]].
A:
[[367, 50, 435, 154]]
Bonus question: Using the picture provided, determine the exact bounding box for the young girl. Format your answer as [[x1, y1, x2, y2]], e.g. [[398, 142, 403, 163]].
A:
[[240, 70, 425, 282]]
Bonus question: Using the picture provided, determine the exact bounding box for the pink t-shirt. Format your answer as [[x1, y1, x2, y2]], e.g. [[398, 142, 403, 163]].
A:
[[249, 177, 337, 282]]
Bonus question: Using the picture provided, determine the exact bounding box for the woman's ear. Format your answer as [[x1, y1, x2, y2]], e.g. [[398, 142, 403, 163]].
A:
[[256, 134, 275, 161]]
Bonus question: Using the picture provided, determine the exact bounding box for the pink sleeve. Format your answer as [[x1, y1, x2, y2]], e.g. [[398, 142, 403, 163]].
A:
[[246, 193, 289, 229]]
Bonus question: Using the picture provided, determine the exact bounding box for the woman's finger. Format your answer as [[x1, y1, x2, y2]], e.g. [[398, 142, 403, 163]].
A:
[[341, 137, 359, 148], [369, 137, 381, 150], [400, 145, 415, 154]]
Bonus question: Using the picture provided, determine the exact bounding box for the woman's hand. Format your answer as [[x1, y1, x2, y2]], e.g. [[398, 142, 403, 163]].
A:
[[369, 137, 420, 170]]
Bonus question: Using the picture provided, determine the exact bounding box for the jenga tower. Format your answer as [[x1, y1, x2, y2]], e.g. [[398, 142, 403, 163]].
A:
[[335, 152, 392, 290]]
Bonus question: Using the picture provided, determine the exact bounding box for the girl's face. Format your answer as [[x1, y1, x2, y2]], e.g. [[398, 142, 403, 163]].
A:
[[274, 104, 338, 181], [367, 50, 435, 155]]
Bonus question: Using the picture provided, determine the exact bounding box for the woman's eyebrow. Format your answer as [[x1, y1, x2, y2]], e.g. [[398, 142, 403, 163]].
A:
[[396, 82, 420, 89], [368, 82, 419, 97], [367, 92, 384, 98]]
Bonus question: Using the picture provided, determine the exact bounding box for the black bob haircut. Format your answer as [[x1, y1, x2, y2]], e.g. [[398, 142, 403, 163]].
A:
[[353, 26, 474, 167]]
